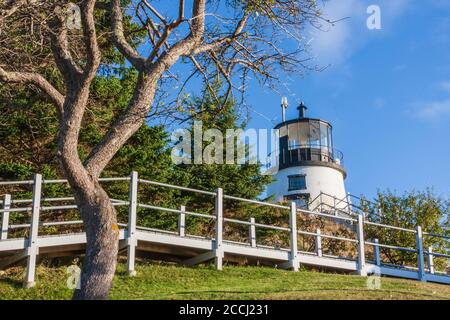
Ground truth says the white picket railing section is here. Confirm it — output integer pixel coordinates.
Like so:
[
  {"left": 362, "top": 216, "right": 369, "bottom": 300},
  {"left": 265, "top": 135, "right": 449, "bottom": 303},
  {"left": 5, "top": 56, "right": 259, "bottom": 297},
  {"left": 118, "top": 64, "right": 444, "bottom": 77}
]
[{"left": 0, "top": 172, "right": 449, "bottom": 288}]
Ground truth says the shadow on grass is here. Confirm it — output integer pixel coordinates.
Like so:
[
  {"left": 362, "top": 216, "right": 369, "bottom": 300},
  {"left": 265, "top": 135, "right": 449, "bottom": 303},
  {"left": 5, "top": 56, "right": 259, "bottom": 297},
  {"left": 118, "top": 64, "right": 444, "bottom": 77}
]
[
  {"left": 0, "top": 276, "right": 24, "bottom": 289},
  {"left": 161, "top": 288, "right": 447, "bottom": 300}
]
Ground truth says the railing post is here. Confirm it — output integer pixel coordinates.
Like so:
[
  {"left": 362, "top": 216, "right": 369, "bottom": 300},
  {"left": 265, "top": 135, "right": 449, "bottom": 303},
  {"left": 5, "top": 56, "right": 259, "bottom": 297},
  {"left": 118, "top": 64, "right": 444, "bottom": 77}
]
[
  {"left": 374, "top": 238, "right": 381, "bottom": 266},
  {"left": 1, "top": 194, "right": 11, "bottom": 240},
  {"left": 346, "top": 192, "right": 352, "bottom": 215},
  {"left": 315, "top": 228, "right": 322, "bottom": 257},
  {"left": 333, "top": 196, "right": 337, "bottom": 216},
  {"left": 249, "top": 217, "right": 256, "bottom": 247},
  {"left": 319, "top": 193, "right": 323, "bottom": 212},
  {"left": 215, "top": 188, "right": 223, "bottom": 270},
  {"left": 25, "top": 173, "right": 42, "bottom": 288},
  {"left": 416, "top": 226, "right": 425, "bottom": 281},
  {"left": 178, "top": 205, "right": 186, "bottom": 237},
  {"left": 427, "top": 247, "right": 434, "bottom": 275},
  {"left": 356, "top": 213, "right": 367, "bottom": 276},
  {"left": 289, "top": 201, "right": 299, "bottom": 271},
  {"left": 126, "top": 171, "right": 138, "bottom": 277}
]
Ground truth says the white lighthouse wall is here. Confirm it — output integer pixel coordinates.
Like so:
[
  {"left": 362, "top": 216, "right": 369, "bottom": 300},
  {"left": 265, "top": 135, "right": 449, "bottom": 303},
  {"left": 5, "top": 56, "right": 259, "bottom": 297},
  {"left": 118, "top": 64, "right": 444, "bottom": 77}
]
[{"left": 266, "top": 166, "right": 347, "bottom": 210}]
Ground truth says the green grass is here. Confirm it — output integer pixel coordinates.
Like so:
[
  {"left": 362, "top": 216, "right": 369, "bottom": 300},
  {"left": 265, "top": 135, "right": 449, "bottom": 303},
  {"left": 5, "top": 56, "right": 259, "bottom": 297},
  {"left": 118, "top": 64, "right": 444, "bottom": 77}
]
[{"left": 0, "top": 261, "right": 449, "bottom": 300}]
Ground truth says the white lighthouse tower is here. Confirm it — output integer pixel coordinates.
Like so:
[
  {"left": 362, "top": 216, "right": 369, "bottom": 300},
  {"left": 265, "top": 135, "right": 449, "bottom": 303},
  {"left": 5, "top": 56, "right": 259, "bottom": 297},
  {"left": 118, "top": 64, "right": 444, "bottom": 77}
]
[{"left": 266, "top": 99, "right": 347, "bottom": 211}]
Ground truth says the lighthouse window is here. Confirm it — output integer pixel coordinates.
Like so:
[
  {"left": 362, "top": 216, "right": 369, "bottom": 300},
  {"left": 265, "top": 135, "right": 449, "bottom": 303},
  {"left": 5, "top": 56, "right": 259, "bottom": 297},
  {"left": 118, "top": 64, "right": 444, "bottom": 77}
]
[
  {"left": 298, "top": 122, "right": 309, "bottom": 145},
  {"left": 288, "top": 139, "right": 298, "bottom": 150},
  {"left": 288, "top": 175, "right": 307, "bottom": 191},
  {"left": 309, "top": 120, "right": 321, "bottom": 148},
  {"left": 320, "top": 122, "right": 329, "bottom": 148}
]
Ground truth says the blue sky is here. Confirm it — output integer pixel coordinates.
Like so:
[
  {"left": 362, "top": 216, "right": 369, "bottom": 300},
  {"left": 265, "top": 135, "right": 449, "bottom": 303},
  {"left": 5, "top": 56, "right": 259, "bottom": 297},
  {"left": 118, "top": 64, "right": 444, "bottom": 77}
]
[
  {"left": 239, "top": 0, "right": 450, "bottom": 200},
  {"left": 142, "top": 0, "right": 450, "bottom": 200}
]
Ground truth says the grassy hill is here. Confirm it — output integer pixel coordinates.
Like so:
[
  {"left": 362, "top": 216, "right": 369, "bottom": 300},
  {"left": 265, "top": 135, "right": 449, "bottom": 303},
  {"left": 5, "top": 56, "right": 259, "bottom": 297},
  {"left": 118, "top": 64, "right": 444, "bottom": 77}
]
[{"left": 0, "top": 261, "right": 449, "bottom": 300}]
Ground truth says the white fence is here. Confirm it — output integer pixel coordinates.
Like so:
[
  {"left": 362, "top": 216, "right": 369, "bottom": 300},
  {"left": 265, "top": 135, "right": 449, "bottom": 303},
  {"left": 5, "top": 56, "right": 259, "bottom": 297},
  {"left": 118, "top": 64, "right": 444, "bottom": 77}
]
[{"left": 0, "top": 172, "right": 449, "bottom": 288}]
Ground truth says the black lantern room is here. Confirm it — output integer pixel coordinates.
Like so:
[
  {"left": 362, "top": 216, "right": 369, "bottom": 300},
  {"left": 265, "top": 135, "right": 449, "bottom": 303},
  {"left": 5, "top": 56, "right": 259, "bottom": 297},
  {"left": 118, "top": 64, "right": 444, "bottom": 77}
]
[{"left": 274, "top": 102, "right": 345, "bottom": 176}]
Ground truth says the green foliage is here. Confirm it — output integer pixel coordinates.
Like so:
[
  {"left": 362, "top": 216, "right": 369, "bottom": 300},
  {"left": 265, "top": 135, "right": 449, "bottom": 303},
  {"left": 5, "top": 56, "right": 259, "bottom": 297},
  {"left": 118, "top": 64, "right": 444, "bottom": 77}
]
[
  {"left": 0, "top": 162, "right": 34, "bottom": 180},
  {"left": 1, "top": 73, "right": 275, "bottom": 235},
  {"left": 363, "top": 189, "right": 449, "bottom": 269},
  {"left": 180, "top": 84, "right": 272, "bottom": 201},
  {"left": 1, "top": 262, "right": 449, "bottom": 300}
]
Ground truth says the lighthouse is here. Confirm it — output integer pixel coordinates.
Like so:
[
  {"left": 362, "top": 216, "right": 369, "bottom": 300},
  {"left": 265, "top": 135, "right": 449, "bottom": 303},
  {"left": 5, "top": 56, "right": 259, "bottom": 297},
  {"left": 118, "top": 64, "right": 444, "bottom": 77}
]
[{"left": 266, "top": 99, "right": 347, "bottom": 211}]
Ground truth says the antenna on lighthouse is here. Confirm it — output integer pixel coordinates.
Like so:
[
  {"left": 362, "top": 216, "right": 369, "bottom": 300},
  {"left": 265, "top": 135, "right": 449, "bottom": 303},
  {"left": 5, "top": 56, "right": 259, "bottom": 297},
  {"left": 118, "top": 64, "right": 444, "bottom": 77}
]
[{"left": 281, "top": 96, "right": 288, "bottom": 122}]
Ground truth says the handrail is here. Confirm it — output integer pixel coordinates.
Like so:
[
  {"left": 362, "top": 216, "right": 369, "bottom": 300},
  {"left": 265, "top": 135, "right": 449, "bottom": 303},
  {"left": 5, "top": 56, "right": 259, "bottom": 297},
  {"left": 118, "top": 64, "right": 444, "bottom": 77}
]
[
  {"left": 223, "top": 194, "right": 290, "bottom": 210},
  {"left": 5, "top": 197, "right": 75, "bottom": 204},
  {"left": 267, "top": 144, "right": 344, "bottom": 161},
  {"left": 0, "top": 177, "right": 130, "bottom": 186},
  {"left": 427, "top": 252, "right": 450, "bottom": 259},
  {"left": 0, "top": 181, "right": 439, "bottom": 237},
  {"left": 297, "top": 207, "right": 357, "bottom": 222},
  {"left": 138, "top": 179, "right": 216, "bottom": 196},
  {"left": 297, "top": 229, "right": 358, "bottom": 243},
  {"left": 308, "top": 191, "right": 387, "bottom": 226},
  {"left": 364, "top": 221, "right": 417, "bottom": 233},
  {"left": 316, "top": 233, "right": 358, "bottom": 243},
  {"left": 308, "top": 193, "right": 322, "bottom": 207},
  {"left": 223, "top": 217, "right": 290, "bottom": 232},
  {"left": 423, "top": 232, "right": 450, "bottom": 240},
  {"left": 0, "top": 180, "right": 34, "bottom": 186},
  {"left": 1, "top": 174, "right": 449, "bottom": 284},
  {"left": 138, "top": 203, "right": 215, "bottom": 220},
  {"left": 314, "top": 202, "right": 356, "bottom": 217},
  {"left": 365, "top": 241, "right": 417, "bottom": 253},
  {"left": 312, "top": 192, "right": 448, "bottom": 241},
  {"left": 9, "top": 220, "right": 84, "bottom": 229}
]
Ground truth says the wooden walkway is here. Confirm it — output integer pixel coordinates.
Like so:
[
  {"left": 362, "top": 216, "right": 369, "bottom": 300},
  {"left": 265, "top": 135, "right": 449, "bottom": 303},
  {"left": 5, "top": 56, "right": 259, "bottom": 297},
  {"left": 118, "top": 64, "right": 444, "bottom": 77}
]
[{"left": 1, "top": 172, "right": 449, "bottom": 288}]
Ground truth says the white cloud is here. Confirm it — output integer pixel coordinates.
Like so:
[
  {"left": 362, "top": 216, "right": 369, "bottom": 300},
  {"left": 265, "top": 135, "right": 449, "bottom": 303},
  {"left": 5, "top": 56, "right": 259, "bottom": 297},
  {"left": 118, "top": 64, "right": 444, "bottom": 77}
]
[
  {"left": 429, "top": 0, "right": 450, "bottom": 8},
  {"left": 412, "top": 99, "right": 450, "bottom": 120},
  {"left": 307, "top": 0, "right": 365, "bottom": 65},
  {"left": 410, "top": 81, "right": 450, "bottom": 120},
  {"left": 308, "top": 0, "right": 411, "bottom": 66},
  {"left": 383, "top": 0, "right": 411, "bottom": 16},
  {"left": 439, "top": 81, "right": 450, "bottom": 93},
  {"left": 373, "top": 97, "right": 386, "bottom": 109},
  {"left": 393, "top": 64, "right": 407, "bottom": 72}
]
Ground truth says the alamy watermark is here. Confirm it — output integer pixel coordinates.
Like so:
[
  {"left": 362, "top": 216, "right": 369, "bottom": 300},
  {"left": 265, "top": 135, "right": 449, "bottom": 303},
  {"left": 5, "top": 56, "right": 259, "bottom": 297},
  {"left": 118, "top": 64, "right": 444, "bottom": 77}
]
[
  {"left": 367, "top": 4, "right": 382, "bottom": 30},
  {"left": 61, "top": 3, "right": 383, "bottom": 34},
  {"left": 66, "top": 263, "right": 81, "bottom": 290},
  {"left": 54, "top": 3, "right": 81, "bottom": 30},
  {"left": 367, "top": 267, "right": 382, "bottom": 290},
  {"left": 171, "top": 121, "right": 280, "bottom": 175}
]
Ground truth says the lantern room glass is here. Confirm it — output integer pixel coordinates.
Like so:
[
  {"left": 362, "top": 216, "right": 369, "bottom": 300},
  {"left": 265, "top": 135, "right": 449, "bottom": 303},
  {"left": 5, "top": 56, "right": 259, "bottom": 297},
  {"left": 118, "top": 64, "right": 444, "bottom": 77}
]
[{"left": 285, "top": 120, "right": 332, "bottom": 151}]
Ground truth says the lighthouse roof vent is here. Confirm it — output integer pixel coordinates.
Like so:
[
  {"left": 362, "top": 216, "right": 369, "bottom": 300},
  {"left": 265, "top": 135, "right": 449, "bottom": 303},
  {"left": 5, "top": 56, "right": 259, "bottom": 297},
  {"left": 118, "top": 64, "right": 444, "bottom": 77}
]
[{"left": 297, "top": 101, "right": 307, "bottom": 118}]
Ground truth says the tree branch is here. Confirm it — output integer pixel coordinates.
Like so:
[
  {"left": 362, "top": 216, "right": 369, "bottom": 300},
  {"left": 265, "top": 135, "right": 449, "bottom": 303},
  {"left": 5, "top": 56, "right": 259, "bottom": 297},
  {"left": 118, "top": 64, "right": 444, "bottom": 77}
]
[
  {"left": 84, "top": 0, "right": 207, "bottom": 178},
  {"left": 190, "top": 0, "right": 206, "bottom": 40},
  {"left": 51, "top": 6, "right": 83, "bottom": 84},
  {"left": 111, "top": 0, "right": 146, "bottom": 70},
  {"left": 147, "top": 0, "right": 187, "bottom": 62},
  {"left": 0, "top": 0, "right": 26, "bottom": 25},
  {"left": 178, "top": 0, "right": 185, "bottom": 22},
  {"left": 0, "top": 66, "right": 64, "bottom": 117},
  {"left": 56, "top": 0, "right": 102, "bottom": 193},
  {"left": 140, "top": 0, "right": 168, "bottom": 26},
  {"left": 191, "top": 12, "right": 248, "bottom": 55},
  {"left": 80, "top": 0, "right": 102, "bottom": 83}
]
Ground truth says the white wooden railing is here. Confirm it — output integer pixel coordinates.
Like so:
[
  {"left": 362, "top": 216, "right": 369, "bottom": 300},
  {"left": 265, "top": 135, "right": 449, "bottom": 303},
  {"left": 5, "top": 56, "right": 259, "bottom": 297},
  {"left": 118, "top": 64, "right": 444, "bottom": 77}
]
[{"left": 0, "top": 172, "right": 449, "bottom": 288}]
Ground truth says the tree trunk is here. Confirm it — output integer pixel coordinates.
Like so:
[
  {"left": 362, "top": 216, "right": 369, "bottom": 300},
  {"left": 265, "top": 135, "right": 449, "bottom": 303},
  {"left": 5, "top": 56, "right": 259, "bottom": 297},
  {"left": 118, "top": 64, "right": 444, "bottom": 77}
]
[{"left": 71, "top": 182, "right": 119, "bottom": 300}]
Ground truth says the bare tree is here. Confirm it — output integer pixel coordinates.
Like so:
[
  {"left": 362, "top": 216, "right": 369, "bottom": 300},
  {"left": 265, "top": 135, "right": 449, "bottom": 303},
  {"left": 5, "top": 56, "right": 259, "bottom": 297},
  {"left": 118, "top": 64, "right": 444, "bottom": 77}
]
[{"left": 0, "top": 0, "right": 326, "bottom": 299}]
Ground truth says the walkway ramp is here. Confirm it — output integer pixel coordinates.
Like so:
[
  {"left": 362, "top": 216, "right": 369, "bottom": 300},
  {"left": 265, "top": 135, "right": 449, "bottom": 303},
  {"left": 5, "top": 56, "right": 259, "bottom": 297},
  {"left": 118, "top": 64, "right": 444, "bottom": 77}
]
[{"left": 1, "top": 173, "right": 449, "bottom": 288}]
